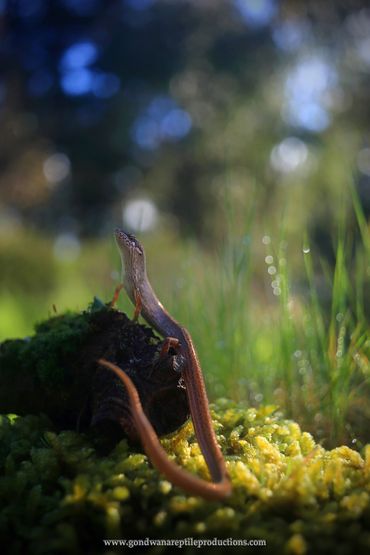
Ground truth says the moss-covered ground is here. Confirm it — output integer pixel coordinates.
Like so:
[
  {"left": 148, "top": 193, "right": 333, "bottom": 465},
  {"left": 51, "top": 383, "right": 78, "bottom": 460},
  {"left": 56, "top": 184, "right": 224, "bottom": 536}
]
[
  {"left": 1, "top": 302, "right": 369, "bottom": 553},
  {"left": 1, "top": 401, "right": 370, "bottom": 554}
]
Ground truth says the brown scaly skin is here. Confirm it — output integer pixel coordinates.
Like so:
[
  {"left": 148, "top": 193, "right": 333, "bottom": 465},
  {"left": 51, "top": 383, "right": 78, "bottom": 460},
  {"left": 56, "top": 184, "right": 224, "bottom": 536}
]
[{"left": 99, "top": 229, "right": 231, "bottom": 500}]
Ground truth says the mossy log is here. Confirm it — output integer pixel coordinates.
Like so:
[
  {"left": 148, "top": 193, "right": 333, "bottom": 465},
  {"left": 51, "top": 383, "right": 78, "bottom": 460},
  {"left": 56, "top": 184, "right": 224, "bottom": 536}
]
[{"left": 0, "top": 299, "right": 189, "bottom": 440}]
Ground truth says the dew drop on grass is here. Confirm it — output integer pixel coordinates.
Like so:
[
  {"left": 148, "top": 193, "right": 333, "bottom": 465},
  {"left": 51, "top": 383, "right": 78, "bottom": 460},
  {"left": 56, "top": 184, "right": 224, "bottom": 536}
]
[
  {"left": 268, "top": 265, "right": 277, "bottom": 275},
  {"left": 265, "top": 255, "right": 274, "bottom": 264},
  {"left": 262, "top": 235, "right": 271, "bottom": 245},
  {"left": 303, "top": 247, "right": 310, "bottom": 254}
]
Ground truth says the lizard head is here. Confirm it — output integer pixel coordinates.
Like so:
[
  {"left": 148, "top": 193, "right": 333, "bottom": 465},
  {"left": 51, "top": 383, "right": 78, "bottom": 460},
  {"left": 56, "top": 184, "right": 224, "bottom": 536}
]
[
  {"left": 115, "top": 228, "right": 143, "bottom": 255},
  {"left": 114, "top": 228, "right": 146, "bottom": 279}
]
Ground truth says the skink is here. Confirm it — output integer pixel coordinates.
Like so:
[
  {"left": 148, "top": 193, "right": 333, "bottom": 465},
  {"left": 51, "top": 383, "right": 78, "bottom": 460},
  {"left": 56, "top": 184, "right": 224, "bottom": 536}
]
[{"left": 99, "top": 228, "right": 231, "bottom": 501}]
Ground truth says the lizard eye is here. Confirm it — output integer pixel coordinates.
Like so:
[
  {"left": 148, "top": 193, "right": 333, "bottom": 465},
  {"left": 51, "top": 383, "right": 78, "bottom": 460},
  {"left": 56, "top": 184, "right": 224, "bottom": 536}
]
[
  {"left": 126, "top": 234, "right": 143, "bottom": 255},
  {"left": 115, "top": 228, "right": 143, "bottom": 254}
]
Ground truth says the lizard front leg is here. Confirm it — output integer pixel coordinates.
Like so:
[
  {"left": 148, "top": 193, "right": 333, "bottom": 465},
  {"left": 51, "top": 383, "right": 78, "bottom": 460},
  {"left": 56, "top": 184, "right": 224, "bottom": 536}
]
[{"left": 133, "top": 289, "right": 142, "bottom": 322}]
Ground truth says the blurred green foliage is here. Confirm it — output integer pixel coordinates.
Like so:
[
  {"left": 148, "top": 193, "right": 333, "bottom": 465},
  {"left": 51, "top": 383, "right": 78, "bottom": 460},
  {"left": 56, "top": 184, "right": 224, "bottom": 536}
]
[{"left": 0, "top": 233, "right": 56, "bottom": 295}]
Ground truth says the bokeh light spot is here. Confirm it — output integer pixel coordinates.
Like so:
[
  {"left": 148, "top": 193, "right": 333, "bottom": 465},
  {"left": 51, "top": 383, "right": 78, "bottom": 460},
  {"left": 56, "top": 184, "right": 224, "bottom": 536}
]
[
  {"left": 132, "top": 117, "right": 160, "bottom": 150},
  {"left": 60, "top": 41, "right": 99, "bottom": 71},
  {"left": 270, "top": 137, "right": 308, "bottom": 173},
  {"left": 131, "top": 95, "right": 192, "bottom": 150},
  {"left": 234, "top": 0, "right": 277, "bottom": 28},
  {"left": 60, "top": 68, "right": 94, "bottom": 96},
  {"left": 123, "top": 198, "right": 158, "bottom": 232},
  {"left": 272, "top": 19, "right": 309, "bottom": 52},
  {"left": 148, "top": 96, "right": 176, "bottom": 117},
  {"left": 160, "top": 109, "right": 192, "bottom": 140},
  {"left": 289, "top": 103, "right": 330, "bottom": 133},
  {"left": 43, "top": 153, "right": 71, "bottom": 184},
  {"left": 283, "top": 56, "right": 337, "bottom": 132}
]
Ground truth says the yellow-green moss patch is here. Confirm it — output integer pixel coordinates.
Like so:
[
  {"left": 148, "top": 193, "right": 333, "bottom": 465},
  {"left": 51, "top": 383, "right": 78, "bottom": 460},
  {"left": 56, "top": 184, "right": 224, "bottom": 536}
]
[{"left": 1, "top": 401, "right": 370, "bottom": 554}]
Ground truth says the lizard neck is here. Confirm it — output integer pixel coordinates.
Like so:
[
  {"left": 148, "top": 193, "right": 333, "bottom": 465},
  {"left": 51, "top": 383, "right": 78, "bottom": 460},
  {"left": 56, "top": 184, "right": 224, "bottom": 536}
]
[{"left": 137, "top": 279, "right": 186, "bottom": 341}]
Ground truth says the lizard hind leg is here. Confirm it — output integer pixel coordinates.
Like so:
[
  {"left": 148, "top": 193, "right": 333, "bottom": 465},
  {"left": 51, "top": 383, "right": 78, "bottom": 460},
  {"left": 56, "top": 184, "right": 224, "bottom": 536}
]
[
  {"left": 158, "top": 337, "right": 186, "bottom": 374},
  {"left": 159, "top": 337, "right": 180, "bottom": 358}
]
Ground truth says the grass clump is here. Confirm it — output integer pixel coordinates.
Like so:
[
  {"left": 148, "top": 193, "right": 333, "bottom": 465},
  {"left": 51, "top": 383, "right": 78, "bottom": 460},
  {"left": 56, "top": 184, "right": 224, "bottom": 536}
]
[
  {"left": 170, "top": 186, "right": 370, "bottom": 447},
  {"left": 1, "top": 401, "right": 370, "bottom": 554}
]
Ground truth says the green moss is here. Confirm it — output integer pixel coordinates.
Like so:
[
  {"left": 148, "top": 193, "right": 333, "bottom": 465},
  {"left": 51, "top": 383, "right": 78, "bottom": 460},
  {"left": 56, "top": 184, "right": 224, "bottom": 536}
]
[
  {"left": 1, "top": 401, "right": 370, "bottom": 554},
  {"left": 1, "top": 311, "right": 91, "bottom": 386},
  {"left": 0, "top": 299, "right": 120, "bottom": 423}
]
